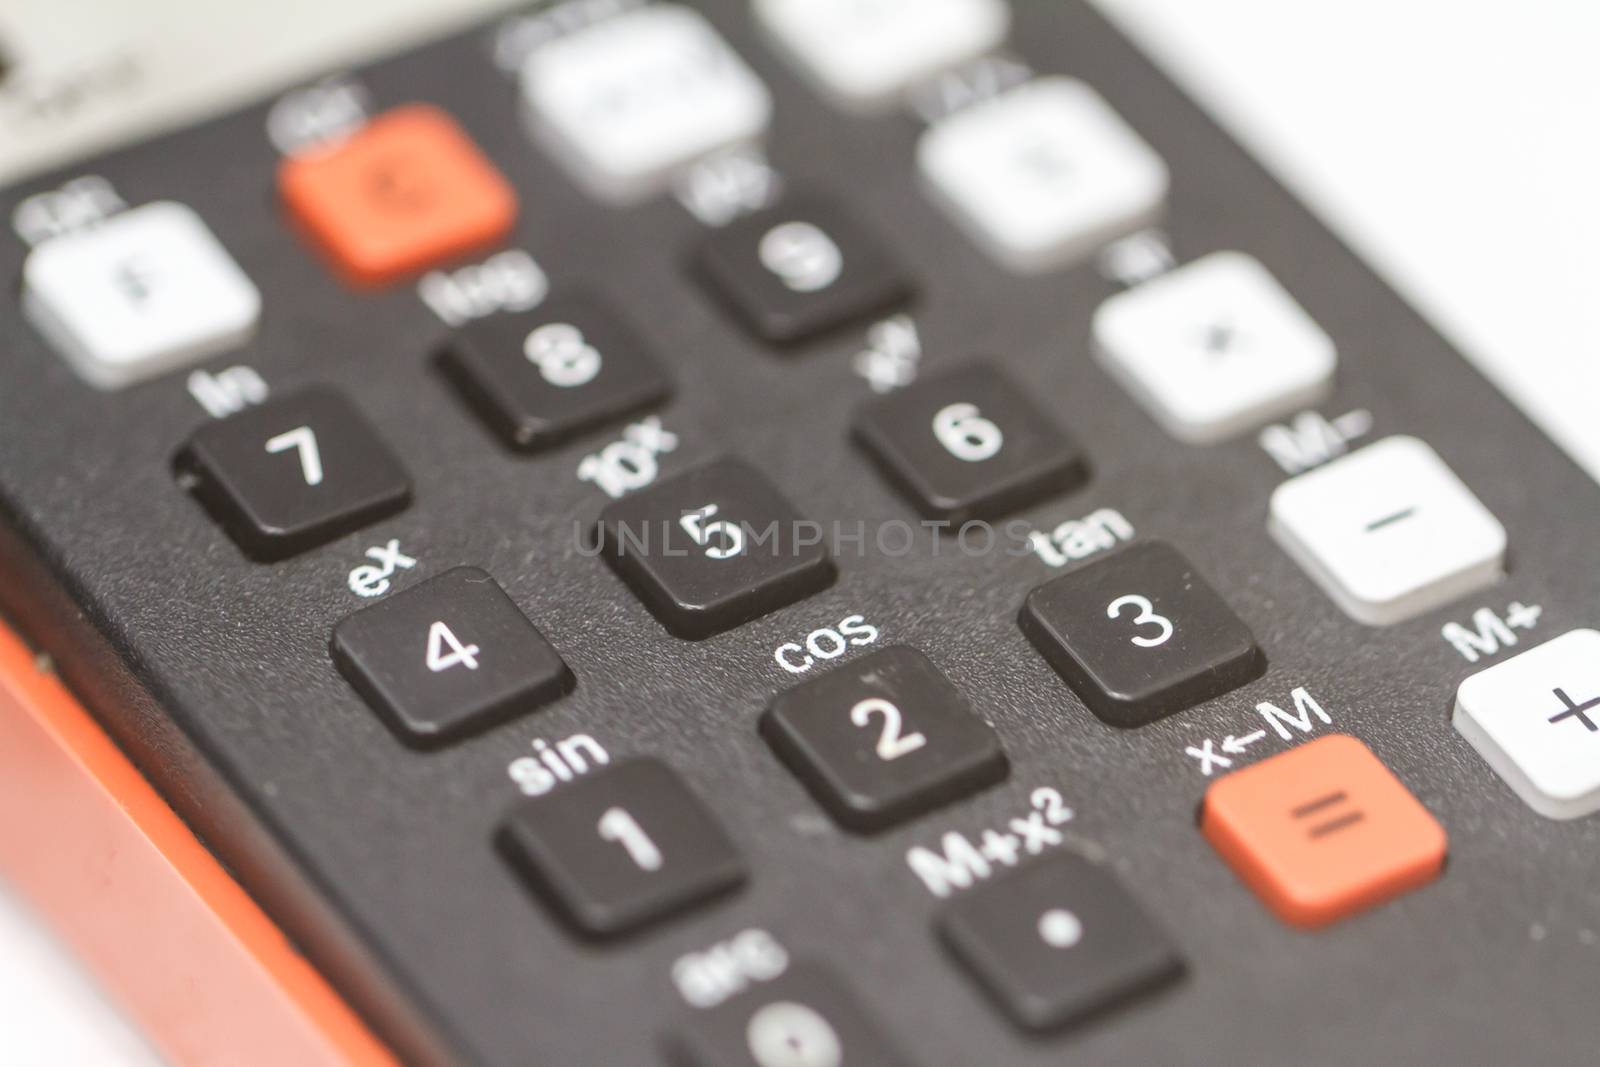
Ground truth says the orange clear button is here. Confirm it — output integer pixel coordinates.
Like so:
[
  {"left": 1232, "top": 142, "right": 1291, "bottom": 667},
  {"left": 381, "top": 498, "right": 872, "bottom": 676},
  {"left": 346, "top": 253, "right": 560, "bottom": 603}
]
[
  {"left": 1201, "top": 734, "right": 1447, "bottom": 928},
  {"left": 278, "top": 104, "right": 517, "bottom": 287}
]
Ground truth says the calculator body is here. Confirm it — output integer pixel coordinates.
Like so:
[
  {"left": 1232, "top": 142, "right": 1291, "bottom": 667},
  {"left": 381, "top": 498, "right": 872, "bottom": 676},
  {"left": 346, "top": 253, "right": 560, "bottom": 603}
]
[{"left": 1, "top": 2, "right": 1598, "bottom": 1066}]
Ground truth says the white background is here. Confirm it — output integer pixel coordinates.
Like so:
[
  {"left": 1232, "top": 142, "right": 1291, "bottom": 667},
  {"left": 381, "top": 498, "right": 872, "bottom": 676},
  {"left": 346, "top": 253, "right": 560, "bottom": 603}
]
[{"left": 3, "top": 1, "right": 1599, "bottom": 1062}]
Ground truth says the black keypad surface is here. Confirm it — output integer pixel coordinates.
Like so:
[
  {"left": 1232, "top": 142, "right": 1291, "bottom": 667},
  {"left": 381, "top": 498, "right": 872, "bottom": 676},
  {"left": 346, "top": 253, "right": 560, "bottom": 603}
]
[
  {"left": 498, "top": 758, "right": 744, "bottom": 939},
  {"left": 853, "top": 362, "right": 1088, "bottom": 521},
  {"left": 666, "top": 961, "right": 909, "bottom": 1067},
  {"left": 694, "top": 194, "right": 912, "bottom": 343},
  {"left": 331, "top": 566, "right": 571, "bottom": 748},
  {"left": 762, "top": 646, "right": 1009, "bottom": 832},
  {"left": 597, "top": 456, "right": 835, "bottom": 639},
  {"left": 0, "top": 2, "right": 1591, "bottom": 1064},
  {"left": 439, "top": 291, "right": 671, "bottom": 450},
  {"left": 937, "top": 851, "right": 1185, "bottom": 1033},
  {"left": 1020, "top": 541, "right": 1263, "bottom": 727},
  {"left": 174, "top": 386, "right": 410, "bottom": 560}
]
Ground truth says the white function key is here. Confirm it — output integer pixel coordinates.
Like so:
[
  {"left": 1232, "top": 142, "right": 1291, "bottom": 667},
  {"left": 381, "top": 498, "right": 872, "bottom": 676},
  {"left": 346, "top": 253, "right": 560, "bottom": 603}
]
[
  {"left": 1093, "top": 252, "right": 1337, "bottom": 444},
  {"left": 753, "top": 0, "right": 1010, "bottom": 113},
  {"left": 1268, "top": 436, "right": 1506, "bottom": 626},
  {"left": 22, "top": 201, "right": 262, "bottom": 390},
  {"left": 520, "top": 4, "right": 772, "bottom": 203},
  {"left": 1454, "top": 629, "right": 1600, "bottom": 820},
  {"left": 916, "top": 76, "right": 1168, "bottom": 273}
]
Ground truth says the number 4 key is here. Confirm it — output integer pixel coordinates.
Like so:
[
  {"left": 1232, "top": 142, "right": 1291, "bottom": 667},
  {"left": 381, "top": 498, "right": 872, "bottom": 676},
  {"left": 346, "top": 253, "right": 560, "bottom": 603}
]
[{"left": 331, "top": 566, "right": 572, "bottom": 748}]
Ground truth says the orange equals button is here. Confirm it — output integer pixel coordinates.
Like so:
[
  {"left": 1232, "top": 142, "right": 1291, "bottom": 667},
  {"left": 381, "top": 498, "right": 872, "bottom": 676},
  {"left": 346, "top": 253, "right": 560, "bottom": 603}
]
[{"left": 1201, "top": 734, "right": 1446, "bottom": 928}]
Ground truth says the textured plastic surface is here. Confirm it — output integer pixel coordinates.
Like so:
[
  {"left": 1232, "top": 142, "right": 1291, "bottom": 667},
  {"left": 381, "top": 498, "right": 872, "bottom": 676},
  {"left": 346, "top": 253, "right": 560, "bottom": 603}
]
[{"left": 1, "top": 2, "right": 1598, "bottom": 1064}]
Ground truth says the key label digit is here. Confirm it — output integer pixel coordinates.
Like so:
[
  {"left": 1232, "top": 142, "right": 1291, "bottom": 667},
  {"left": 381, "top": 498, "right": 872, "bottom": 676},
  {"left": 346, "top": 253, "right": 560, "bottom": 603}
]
[
  {"left": 264, "top": 425, "right": 324, "bottom": 486},
  {"left": 425, "top": 620, "right": 481, "bottom": 672},
  {"left": 524, "top": 321, "right": 602, "bottom": 387},
  {"left": 1106, "top": 594, "right": 1174, "bottom": 648},
  {"left": 850, "top": 697, "right": 928, "bottom": 761},
  {"left": 598, "top": 807, "right": 664, "bottom": 872},
  {"left": 932, "top": 402, "right": 1003, "bottom": 462},
  {"left": 758, "top": 221, "right": 843, "bottom": 293},
  {"left": 680, "top": 503, "right": 746, "bottom": 560}
]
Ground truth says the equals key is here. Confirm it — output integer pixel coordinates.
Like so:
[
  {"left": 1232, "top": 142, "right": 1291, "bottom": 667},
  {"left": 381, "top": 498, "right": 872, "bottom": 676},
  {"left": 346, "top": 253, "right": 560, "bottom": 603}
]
[
  {"left": 1201, "top": 735, "right": 1447, "bottom": 927},
  {"left": 1290, "top": 789, "right": 1364, "bottom": 838}
]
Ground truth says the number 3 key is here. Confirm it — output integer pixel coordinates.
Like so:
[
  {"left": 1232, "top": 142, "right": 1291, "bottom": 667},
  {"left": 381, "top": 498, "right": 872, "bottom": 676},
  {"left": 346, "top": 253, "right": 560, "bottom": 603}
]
[{"left": 1019, "top": 541, "right": 1264, "bottom": 727}]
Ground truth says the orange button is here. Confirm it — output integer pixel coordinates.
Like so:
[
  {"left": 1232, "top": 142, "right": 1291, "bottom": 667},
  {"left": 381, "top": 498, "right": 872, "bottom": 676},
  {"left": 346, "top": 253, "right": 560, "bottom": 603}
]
[
  {"left": 278, "top": 104, "right": 517, "bottom": 287},
  {"left": 1201, "top": 734, "right": 1446, "bottom": 928}
]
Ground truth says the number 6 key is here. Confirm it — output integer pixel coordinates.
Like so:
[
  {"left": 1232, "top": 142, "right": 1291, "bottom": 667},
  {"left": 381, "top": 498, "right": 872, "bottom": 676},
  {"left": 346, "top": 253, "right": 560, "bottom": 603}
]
[
  {"left": 853, "top": 361, "right": 1087, "bottom": 521},
  {"left": 1019, "top": 540, "right": 1264, "bottom": 727}
]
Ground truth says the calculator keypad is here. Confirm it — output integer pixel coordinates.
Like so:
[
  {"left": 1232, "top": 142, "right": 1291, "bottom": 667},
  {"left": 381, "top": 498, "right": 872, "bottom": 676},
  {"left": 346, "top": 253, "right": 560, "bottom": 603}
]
[
  {"left": 853, "top": 362, "right": 1087, "bottom": 521},
  {"left": 0, "top": 1, "right": 1574, "bottom": 1061},
  {"left": 439, "top": 291, "right": 672, "bottom": 451},
  {"left": 331, "top": 567, "right": 571, "bottom": 748},
  {"left": 597, "top": 457, "right": 835, "bottom": 639},
  {"left": 937, "top": 851, "right": 1185, "bottom": 1033},
  {"left": 762, "top": 646, "right": 1009, "bottom": 833},
  {"left": 666, "top": 960, "right": 909, "bottom": 1067},
  {"left": 277, "top": 104, "right": 518, "bottom": 287},
  {"left": 694, "top": 195, "right": 912, "bottom": 344},
  {"left": 498, "top": 758, "right": 744, "bottom": 939},
  {"left": 917, "top": 77, "right": 1168, "bottom": 272},
  {"left": 1019, "top": 541, "right": 1263, "bottom": 727},
  {"left": 521, "top": 4, "right": 772, "bottom": 203},
  {"left": 22, "top": 200, "right": 261, "bottom": 389},
  {"left": 175, "top": 387, "right": 411, "bottom": 561}
]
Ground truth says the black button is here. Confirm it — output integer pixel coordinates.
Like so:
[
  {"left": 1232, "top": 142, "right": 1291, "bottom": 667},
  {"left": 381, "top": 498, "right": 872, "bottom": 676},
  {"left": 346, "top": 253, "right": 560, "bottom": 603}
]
[
  {"left": 175, "top": 386, "right": 410, "bottom": 561},
  {"left": 596, "top": 457, "right": 835, "bottom": 639},
  {"left": 1019, "top": 540, "right": 1263, "bottom": 728},
  {"left": 853, "top": 362, "right": 1087, "bottom": 521},
  {"left": 330, "top": 566, "right": 572, "bottom": 748},
  {"left": 666, "top": 960, "right": 909, "bottom": 1067},
  {"left": 498, "top": 758, "right": 744, "bottom": 939},
  {"left": 936, "top": 851, "right": 1185, "bottom": 1033},
  {"left": 694, "top": 195, "right": 912, "bottom": 344},
  {"left": 438, "top": 291, "right": 672, "bottom": 450},
  {"left": 762, "top": 646, "right": 1009, "bottom": 833}
]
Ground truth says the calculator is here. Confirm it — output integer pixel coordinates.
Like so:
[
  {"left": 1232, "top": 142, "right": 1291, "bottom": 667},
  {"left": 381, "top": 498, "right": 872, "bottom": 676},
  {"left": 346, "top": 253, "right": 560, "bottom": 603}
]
[{"left": 2, "top": 1, "right": 1598, "bottom": 1065}]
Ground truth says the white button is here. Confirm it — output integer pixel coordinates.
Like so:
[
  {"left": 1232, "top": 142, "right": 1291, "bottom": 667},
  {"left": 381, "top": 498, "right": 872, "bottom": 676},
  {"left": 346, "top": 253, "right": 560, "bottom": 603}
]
[
  {"left": 1093, "top": 252, "right": 1336, "bottom": 444},
  {"left": 916, "top": 76, "right": 1168, "bottom": 273},
  {"left": 520, "top": 5, "right": 772, "bottom": 203},
  {"left": 1268, "top": 436, "right": 1506, "bottom": 625},
  {"left": 1454, "top": 629, "right": 1600, "bottom": 820},
  {"left": 22, "top": 201, "right": 261, "bottom": 390},
  {"left": 745, "top": 1001, "right": 842, "bottom": 1067},
  {"left": 753, "top": 0, "right": 1010, "bottom": 113}
]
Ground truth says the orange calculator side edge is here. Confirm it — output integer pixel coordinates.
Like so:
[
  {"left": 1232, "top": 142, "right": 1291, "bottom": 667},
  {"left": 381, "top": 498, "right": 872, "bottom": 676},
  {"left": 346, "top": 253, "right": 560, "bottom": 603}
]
[{"left": 0, "top": 618, "right": 396, "bottom": 1067}]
